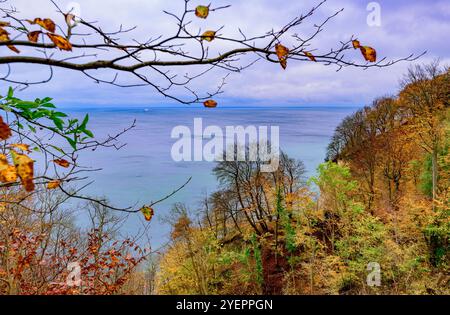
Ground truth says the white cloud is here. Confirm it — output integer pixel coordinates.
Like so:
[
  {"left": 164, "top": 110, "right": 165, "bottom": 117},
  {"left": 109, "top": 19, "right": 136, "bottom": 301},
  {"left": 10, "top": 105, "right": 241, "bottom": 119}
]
[{"left": 3, "top": 0, "right": 449, "bottom": 106}]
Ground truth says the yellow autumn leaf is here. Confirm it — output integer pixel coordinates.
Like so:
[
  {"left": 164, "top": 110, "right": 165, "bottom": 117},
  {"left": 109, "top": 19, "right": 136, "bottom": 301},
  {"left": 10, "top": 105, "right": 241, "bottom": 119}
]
[
  {"left": 0, "top": 154, "right": 10, "bottom": 178},
  {"left": 12, "top": 152, "right": 35, "bottom": 192},
  {"left": 0, "top": 27, "right": 8, "bottom": 39},
  {"left": 0, "top": 165, "right": 17, "bottom": 183},
  {"left": 47, "top": 179, "right": 61, "bottom": 189},
  {"left": 195, "top": 5, "right": 210, "bottom": 19},
  {"left": 360, "top": 46, "right": 377, "bottom": 62},
  {"left": 27, "top": 18, "right": 56, "bottom": 33},
  {"left": 275, "top": 43, "right": 289, "bottom": 70},
  {"left": 304, "top": 51, "right": 317, "bottom": 62},
  {"left": 0, "top": 154, "right": 7, "bottom": 169},
  {"left": 0, "top": 27, "right": 19, "bottom": 53},
  {"left": 201, "top": 30, "right": 216, "bottom": 42},
  {"left": 10, "top": 143, "right": 30, "bottom": 153},
  {"left": 140, "top": 206, "right": 154, "bottom": 222},
  {"left": 47, "top": 33, "right": 72, "bottom": 51},
  {"left": 203, "top": 100, "right": 218, "bottom": 108}
]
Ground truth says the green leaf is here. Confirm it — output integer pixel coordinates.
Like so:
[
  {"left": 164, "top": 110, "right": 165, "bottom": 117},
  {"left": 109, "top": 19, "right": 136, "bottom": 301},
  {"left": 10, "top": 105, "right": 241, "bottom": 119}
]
[
  {"left": 67, "top": 137, "right": 77, "bottom": 150},
  {"left": 52, "top": 117, "right": 64, "bottom": 131},
  {"left": 49, "top": 145, "right": 65, "bottom": 154},
  {"left": 14, "top": 101, "right": 39, "bottom": 110},
  {"left": 80, "top": 114, "right": 89, "bottom": 130},
  {"left": 28, "top": 125, "right": 37, "bottom": 133},
  {"left": 52, "top": 111, "right": 68, "bottom": 118},
  {"left": 7, "top": 87, "right": 14, "bottom": 99},
  {"left": 83, "top": 129, "right": 94, "bottom": 138}
]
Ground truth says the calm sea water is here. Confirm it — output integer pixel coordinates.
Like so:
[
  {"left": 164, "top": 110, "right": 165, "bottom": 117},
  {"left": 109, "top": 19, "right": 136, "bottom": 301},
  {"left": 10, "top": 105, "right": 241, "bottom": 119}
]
[{"left": 59, "top": 106, "right": 357, "bottom": 248}]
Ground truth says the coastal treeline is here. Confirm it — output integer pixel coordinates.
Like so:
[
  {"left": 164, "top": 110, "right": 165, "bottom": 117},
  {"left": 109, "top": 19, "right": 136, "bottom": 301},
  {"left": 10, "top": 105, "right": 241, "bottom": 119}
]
[{"left": 155, "top": 62, "right": 449, "bottom": 295}]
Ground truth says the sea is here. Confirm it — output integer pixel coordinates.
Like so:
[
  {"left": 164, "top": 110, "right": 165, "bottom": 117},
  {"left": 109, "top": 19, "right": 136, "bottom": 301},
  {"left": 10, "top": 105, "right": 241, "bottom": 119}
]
[{"left": 55, "top": 105, "right": 358, "bottom": 249}]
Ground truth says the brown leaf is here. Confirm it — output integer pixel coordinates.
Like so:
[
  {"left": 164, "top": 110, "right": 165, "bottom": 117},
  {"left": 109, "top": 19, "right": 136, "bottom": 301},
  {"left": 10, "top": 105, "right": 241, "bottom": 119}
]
[
  {"left": 195, "top": 5, "right": 210, "bottom": 19},
  {"left": 352, "top": 39, "right": 361, "bottom": 49},
  {"left": 7, "top": 45, "right": 20, "bottom": 54},
  {"left": 27, "top": 31, "right": 42, "bottom": 43},
  {"left": 275, "top": 43, "right": 289, "bottom": 70},
  {"left": 203, "top": 100, "right": 218, "bottom": 108},
  {"left": 304, "top": 51, "right": 317, "bottom": 62},
  {"left": 53, "top": 159, "right": 70, "bottom": 168},
  {"left": 0, "top": 116, "right": 12, "bottom": 140},
  {"left": 201, "top": 30, "right": 216, "bottom": 42},
  {"left": 47, "top": 33, "right": 72, "bottom": 51},
  {"left": 360, "top": 46, "right": 377, "bottom": 62},
  {"left": 140, "top": 206, "right": 154, "bottom": 222},
  {"left": 27, "top": 18, "right": 56, "bottom": 33},
  {"left": 47, "top": 179, "right": 61, "bottom": 190},
  {"left": 65, "top": 13, "right": 76, "bottom": 27},
  {"left": 0, "top": 21, "right": 10, "bottom": 27}
]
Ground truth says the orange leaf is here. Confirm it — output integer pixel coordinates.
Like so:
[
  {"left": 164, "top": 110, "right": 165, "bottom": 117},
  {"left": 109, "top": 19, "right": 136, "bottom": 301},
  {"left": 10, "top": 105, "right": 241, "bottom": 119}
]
[
  {"left": 0, "top": 21, "right": 10, "bottom": 27},
  {"left": 54, "top": 159, "right": 70, "bottom": 168},
  {"left": 275, "top": 43, "right": 289, "bottom": 70},
  {"left": 27, "top": 18, "right": 56, "bottom": 33},
  {"left": 360, "top": 46, "right": 377, "bottom": 62},
  {"left": 201, "top": 30, "right": 216, "bottom": 42},
  {"left": 203, "top": 100, "right": 218, "bottom": 108},
  {"left": 140, "top": 206, "right": 154, "bottom": 222},
  {"left": 0, "top": 116, "right": 12, "bottom": 140},
  {"left": 195, "top": 5, "right": 210, "bottom": 19},
  {"left": 27, "top": 31, "right": 42, "bottom": 43},
  {"left": 47, "top": 179, "right": 61, "bottom": 189},
  {"left": 304, "top": 51, "right": 317, "bottom": 62},
  {"left": 47, "top": 33, "right": 72, "bottom": 51},
  {"left": 352, "top": 39, "right": 361, "bottom": 49}
]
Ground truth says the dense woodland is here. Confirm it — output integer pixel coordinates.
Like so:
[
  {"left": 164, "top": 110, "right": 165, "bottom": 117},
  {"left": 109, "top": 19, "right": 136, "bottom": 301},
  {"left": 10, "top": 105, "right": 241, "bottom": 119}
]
[{"left": 0, "top": 62, "right": 448, "bottom": 295}]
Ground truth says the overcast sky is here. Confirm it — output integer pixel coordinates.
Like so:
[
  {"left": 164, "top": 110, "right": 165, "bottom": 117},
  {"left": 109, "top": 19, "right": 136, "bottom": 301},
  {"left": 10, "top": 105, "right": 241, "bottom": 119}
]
[{"left": 4, "top": 0, "right": 450, "bottom": 107}]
